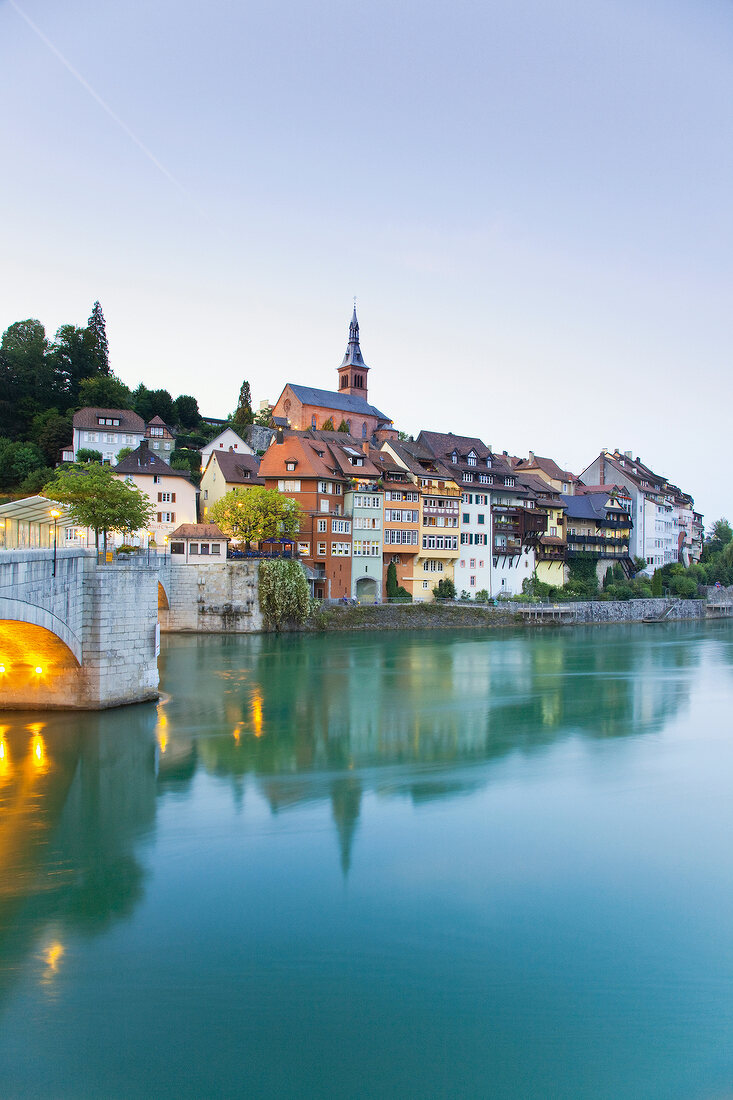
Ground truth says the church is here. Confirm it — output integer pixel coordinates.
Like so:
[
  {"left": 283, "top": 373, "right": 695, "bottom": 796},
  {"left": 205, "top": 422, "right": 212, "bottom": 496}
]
[{"left": 270, "top": 308, "right": 397, "bottom": 442}]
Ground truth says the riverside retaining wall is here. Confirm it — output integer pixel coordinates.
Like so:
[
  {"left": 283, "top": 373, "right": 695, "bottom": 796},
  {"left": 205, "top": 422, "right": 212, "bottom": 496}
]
[{"left": 159, "top": 560, "right": 263, "bottom": 633}]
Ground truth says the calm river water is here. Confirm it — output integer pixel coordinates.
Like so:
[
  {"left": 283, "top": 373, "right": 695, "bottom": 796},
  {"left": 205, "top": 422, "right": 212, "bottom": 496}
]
[{"left": 1, "top": 622, "right": 733, "bottom": 1098}]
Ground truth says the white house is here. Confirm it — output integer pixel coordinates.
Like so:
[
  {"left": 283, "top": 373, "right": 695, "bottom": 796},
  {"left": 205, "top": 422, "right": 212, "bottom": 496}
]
[
  {"left": 169, "top": 523, "right": 229, "bottom": 564},
  {"left": 200, "top": 428, "right": 253, "bottom": 471},
  {"left": 114, "top": 442, "right": 197, "bottom": 545},
  {"left": 71, "top": 407, "right": 146, "bottom": 464}
]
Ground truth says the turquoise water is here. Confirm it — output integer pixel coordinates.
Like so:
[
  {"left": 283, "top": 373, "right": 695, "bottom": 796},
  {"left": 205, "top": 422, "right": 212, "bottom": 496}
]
[{"left": 1, "top": 622, "right": 733, "bottom": 1097}]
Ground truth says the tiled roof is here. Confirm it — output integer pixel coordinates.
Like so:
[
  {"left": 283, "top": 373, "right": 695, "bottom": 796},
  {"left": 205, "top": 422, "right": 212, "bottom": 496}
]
[
  {"left": 516, "top": 454, "right": 577, "bottom": 482},
  {"left": 286, "top": 384, "right": 390, "bottom": 422},
  {"left": 170, "top": 523, "right": 228, "bottom": 539},
  {"left": 259, "top": 435, "right": 341, "bottom": 481},
  {"left": 73, "top": 407, "right": 145, "bottom": 432},
  {"left": 113, "top": 443, "right": 193, "bottom": 480},
  {"left": 209, "top": 450, "right": 264, "bottom": 485},
  {"left": 418, "top": 430, "right": 492, "bottom": 459}
]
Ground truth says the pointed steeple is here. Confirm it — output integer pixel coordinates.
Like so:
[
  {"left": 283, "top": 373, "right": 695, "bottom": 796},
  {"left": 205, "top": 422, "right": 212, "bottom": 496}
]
[{"left": 337, "top": 304, "right": 369, "bottom": 397}]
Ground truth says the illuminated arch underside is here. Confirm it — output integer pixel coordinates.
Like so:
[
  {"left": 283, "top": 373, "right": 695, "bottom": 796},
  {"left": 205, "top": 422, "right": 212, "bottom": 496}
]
[{"left": 0, "top": 619, "right": 81, "bottom": 673}]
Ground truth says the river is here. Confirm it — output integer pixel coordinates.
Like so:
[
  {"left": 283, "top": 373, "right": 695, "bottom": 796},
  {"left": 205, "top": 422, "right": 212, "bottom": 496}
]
[{"left": 1, "top": 621, "right": 733, "bottom": 1098}]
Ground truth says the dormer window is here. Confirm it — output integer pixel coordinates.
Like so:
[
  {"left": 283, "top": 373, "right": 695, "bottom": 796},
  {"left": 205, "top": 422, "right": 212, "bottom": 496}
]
[
  {"left": 486, "top": 457, "right": 492, "bottom": 468},
  {"left": 451, "top": 452, "right": 458, "bottom": 464},
  {"left": 467, "top": 453, "right": 477, "bottom": 466},
  {"left": 351, "top": 456, "right": 364, "bottom": 467},
  {"left": 286, "top": 461, "right": 297, "bottom": 471},
  {"left": 505, "top": 477, "right": 515, "bottom": 487}
]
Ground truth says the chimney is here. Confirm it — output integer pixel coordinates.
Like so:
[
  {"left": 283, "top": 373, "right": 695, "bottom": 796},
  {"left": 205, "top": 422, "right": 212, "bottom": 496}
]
[
  {"left": 528, "top": 450, "right": 535, "bottom": 463},
  {"left": 624, "top": 450, "right": 632, "bottom": 459},
  {"left": 362, "top": 440, "right": 370, "bottom": 455},
  {"left": 600, "top": 452, "right": 605, "bottom": 485},
  {"left": 276, "top": 427, "right": 284, "bottom": 444}
]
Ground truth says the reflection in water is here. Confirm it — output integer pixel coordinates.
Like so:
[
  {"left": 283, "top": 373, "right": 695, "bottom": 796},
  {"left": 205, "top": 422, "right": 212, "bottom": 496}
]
[{"left": 1, "top": 622, "right": 732, "bottom": 1097}]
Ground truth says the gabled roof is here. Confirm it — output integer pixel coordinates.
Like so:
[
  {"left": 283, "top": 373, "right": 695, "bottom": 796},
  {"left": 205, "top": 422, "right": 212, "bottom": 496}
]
[
  {"left": 285, "top": 383, "right": 390, "bottom": 422},
  {"left": 259, "top": 435, "right": 344, "bottom": 481},
  {"left": 208, "top": 450, "right": 264, "bottom": 485},
  {"left": 114, "top": 443, "right": 193, "bottom": 481},
  {"left": 576, "top": 483, "right": 630, "bottom": 497},
  {"left": 418, "top": 430, "right": 492, "bottom": 460},
  {"left": 515, "top": 454, "right": 577, "bottom": 482},
  {"left": 202, "top": 427, "right": 250, "bottom": 452},
  {"left": 171, "top": 523, "right": 228, "bottom": 540},
  {"left": 73, "top": 407, "right": 145, "bottom": 432}
]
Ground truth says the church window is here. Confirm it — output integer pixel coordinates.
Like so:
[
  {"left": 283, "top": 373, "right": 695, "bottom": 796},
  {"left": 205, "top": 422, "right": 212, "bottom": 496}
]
[
  {"left": 362, "top": 422, "right": 367, "bottom": 440},
  {"left": 311, "top": 415, "right": 316, "bottom": 428}
]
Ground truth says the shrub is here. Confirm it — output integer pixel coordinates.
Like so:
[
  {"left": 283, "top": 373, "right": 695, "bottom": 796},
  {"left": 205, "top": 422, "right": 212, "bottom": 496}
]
[
  {"left": 433, "top": 577, "right": 456, "bottom": 600},
  {"left": 258, "top": 559, "right": 309, "bottom": 630}
]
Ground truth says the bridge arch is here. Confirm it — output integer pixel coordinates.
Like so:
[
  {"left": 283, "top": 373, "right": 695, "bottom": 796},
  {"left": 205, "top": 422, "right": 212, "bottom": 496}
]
[
  {"left": 0, "top": 597, "right": 82, "bottom": 665},
  {"left": 157, "top": 581, "right": 170, "bottom": 611}
]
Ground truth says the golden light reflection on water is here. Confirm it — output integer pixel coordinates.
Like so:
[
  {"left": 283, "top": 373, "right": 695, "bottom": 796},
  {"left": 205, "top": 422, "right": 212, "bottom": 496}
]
[
  {"left": 40, "top": 940, "right": 66, "bottom": 987},
  {"left": 251, "top": 691, "right": 263, "bottom": 738},
  {"left": 27, "top": 724, "right": 48, "bottom": 774},
  {"left": 156, "top": 708, "right": 168, "bottom": 754}
]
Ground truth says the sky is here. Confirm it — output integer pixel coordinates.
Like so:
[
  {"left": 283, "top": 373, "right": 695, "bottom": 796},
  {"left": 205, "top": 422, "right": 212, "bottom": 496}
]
[{"left": 1, "top": 0, "right": 731, "bottom": 521}]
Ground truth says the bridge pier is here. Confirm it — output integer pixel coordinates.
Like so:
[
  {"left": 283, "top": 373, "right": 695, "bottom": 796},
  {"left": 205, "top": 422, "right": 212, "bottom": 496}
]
[{"left": 0, "top": 550, "right": 159, "bottom": 711}]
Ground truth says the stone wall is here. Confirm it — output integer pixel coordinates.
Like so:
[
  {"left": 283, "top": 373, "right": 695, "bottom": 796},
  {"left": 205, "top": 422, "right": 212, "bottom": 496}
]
[
  {"left": 159, "top": 560, "right": 263, "bottom": 633},
  {"left": 0, "top": 549, "right": 159, "bottom": 710},
  {"left": 306, "top": 597, "right": 711, "bottom": 632}
]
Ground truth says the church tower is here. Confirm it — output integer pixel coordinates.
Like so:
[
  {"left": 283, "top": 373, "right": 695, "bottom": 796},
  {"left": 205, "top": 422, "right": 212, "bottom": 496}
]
[{"left": 336, "top": 306, "right": 369, "bottom": 398}]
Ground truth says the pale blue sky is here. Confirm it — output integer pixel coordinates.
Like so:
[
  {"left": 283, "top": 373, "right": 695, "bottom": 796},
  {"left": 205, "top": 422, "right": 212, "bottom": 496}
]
[{"left": 1, "top": 0, "right": 731, "bottom": 519}]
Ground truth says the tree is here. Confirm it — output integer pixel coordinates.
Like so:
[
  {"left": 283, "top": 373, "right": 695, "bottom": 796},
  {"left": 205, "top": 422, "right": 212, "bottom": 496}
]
[
  {"left": 651, "top": 569, "right": 663, "bottom": 597},
  {"left": 0, "top": 439, "right": 46, "bottom": 490},
  {"left": 78, "top": 373, "right": 132, "bottom": 409},
  {"left": 253, "top": 406, "right": 273, "bottom": 427},
  {"left": 210, "top": 486, "right": 301, "bottom": 548},
  {"left": 433, "top": 577, "right": 456, "bottom": 600},
  {"left": 116, "top": 447, "right": 134, "bottom": 464},
  {"left": 386, "top": 561, "right": 398, "bottom": 598},
  {"left": 258, "top": 559, "right": 309, "bottom": 630},
  {"left": 322, "top": 417, "right": 334, "bottom": 431},
  {"left": 30, "top": 409, "right": 73, "bottom": 465},
  {"left": 76, "top": 448, "right": 103, "bottom": 463},
  {"left": 337, "top": 419, "right": 349, "bottom": 433},
  {"left": 174, "top": 394, "right": 200, "bottom": 430},
  {"left": 50, "top": 324, "right": 98, "bottom": 405},
  {"left": 0, "top": 319, "right": 58, "bottom": 437},
  {"left": 42, "top": 463, "right": 154, "bottom": 551},
  {"left": 87, "top": 301, "right": 110, "bottom": 374},
  {"left": 232, "top": 380, "right": 253, "bottom": 428}
]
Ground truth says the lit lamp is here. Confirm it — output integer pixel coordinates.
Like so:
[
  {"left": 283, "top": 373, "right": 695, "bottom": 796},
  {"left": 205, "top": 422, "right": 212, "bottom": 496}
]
[{"left": 49, "top": 509, "right": 61, "bottom": 577}]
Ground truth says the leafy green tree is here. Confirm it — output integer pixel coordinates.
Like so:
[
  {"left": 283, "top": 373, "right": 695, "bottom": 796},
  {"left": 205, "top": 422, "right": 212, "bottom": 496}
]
[
  {"left": 322, "top": 417, "right": 334, "bottom": 431},
  {"left": 651, "top": 569, "right": 663, "bottom": 597},
  {"left": 232, "top": 380, "right": 253, "bottom": 427},
  {"left": 258, "top": 559, "right": 309, "bottom": 630},
  {"left": 31, "top": 409, "right": 73, "bottom": 466},
  {"left": 337, "top": 419, "right": 349, "bottom": 433},
  {"left": 87, "top": 301, "right": 110, "bottom": 374},
  {"left": 116, "top": 447, "right": 134, "bottom": 464},
  {"left": 0, "top": 319, "right": 58, "bottom": 437},
  {"left": 386, "top": 561, "right": 398, "bottom": 598},
  {"left": 43, "top": 463, "right": 154, "bottom": 551},
  {"left": 211, "top": 486, "right": 301, "bottom": 548},
  {"left": 76, "top": 447, "right": 103, "bottom": 463},
  {"left": 174, "top": 394, "right": 200, "bottom": 429},
  {"left": 78, "top": 373, "right": 132, "bottom": 409},
  {"left": 433, "top": 577, "right": 456, "bottom": 600},
  {"left": 603, "top": 566, "right": 613, "bottom": 590},
  {"left": 50, "top": 324, "right": 98, "bottom": 405},
  {"left": 253, "top": 406, "right": 273, "bottom": 427},
  {"left": 19, "top": 466, "right": 56, "bottom": 495},
  {"left": 0, "top": 439, "right": 46, "bottom": 489}
]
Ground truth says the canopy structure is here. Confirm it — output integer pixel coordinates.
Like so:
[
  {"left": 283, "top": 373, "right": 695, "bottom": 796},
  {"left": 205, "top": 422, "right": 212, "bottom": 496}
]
[{"left": 0, "top": 496, "right": 72, "bottom": 550}]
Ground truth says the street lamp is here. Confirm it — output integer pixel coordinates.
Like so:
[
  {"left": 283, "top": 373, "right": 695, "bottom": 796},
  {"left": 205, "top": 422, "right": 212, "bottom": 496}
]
[{"left": 49, "top": 509, "right": 61, "bottom": 577}]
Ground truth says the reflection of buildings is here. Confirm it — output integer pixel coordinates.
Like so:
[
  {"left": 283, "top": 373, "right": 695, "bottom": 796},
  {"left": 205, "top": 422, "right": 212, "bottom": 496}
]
[{"left": 157, "top": 625, "right": 700, "bottom": 872}]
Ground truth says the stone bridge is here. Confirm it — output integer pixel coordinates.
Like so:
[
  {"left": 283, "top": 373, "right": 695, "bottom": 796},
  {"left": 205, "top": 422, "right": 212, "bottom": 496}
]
[{"left": 0, "top": 549, "right": 160, "bottom": 710}]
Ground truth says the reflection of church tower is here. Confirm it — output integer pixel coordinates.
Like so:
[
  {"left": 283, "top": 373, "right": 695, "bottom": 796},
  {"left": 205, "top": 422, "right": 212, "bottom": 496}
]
[
  {"left": 330, "top": 776, "right": 362, "bottom": 877},
  {"left": 337, "top": 307, "right": 370, "bottom": 398}
]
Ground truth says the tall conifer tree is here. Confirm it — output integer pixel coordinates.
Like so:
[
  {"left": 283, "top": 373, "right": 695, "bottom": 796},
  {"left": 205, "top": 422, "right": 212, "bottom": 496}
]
[{"left": 87, "top": 300, "right": 110, "bottom": 375}]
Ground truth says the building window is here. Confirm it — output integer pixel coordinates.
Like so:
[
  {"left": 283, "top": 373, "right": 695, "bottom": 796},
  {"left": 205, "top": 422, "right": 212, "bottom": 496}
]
[
  {"left": 423, "top": 580, "right": 429, "bottom": 589},
  {"left": 320, "top": 499, "right": 330, "bottom": 513},
  {"left": 331, "top": 542, "right": 351, "bottom": 556},
  {"left": 332, "top": 519, "right": 351, "bottom": 534},
  {"left": 170, "top": 542, "right": 185, "bottom": 554},
  {"left": 298, "top": 542, "right": 310, "bottom": 556},
  {"left": 317, "top": 542, "right": 326, "bottom": 555},
  {"left": 278, "top": 479, "right": 301, "bottom": 492},
  {"left": 153, "top": 475, "right": 161, "bottom": 484},
  {"left": 467, "top": 455, "right": 477, "bottom": 466},
  {"left": 311, "top": 415, "right": 317, "bottom": 429},
  {"left": 470, "top": 575, "right": 476, "bottom": 586},
  {"left": 317, "top": 519, "right": 327, "bottom": 532},
  {"left": 189, "top": 544, "right": 199, "bottom": 555},
  {"left": 286, "top": 461, "right": 296, "bottom": 472}
]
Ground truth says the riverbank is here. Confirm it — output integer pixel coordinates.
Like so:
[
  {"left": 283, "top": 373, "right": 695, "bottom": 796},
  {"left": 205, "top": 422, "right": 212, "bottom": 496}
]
[{"left": 304, "top": 596, "right": 725, "bottom": 632}]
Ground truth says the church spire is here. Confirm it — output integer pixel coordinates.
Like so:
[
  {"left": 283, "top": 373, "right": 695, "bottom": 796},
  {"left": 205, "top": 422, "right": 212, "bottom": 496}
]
[{"left": 337, "top": 303, "right": 370, "bottom": 397}]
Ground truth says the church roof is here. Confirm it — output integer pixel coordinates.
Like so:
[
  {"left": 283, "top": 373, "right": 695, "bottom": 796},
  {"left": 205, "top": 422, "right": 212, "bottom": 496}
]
[{"left": 285, "top": 383, "right": 390, "bottom": 422}]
